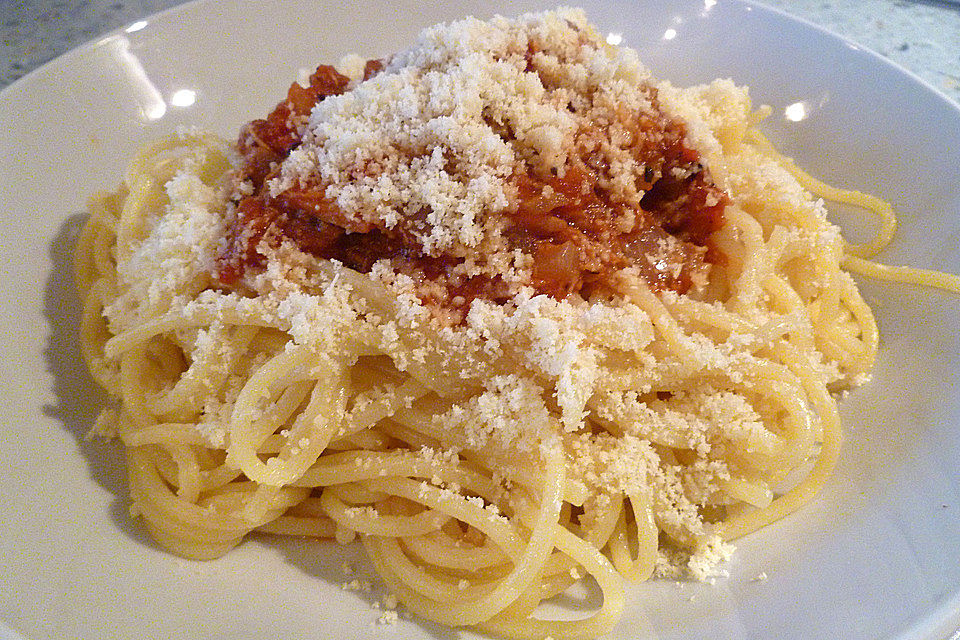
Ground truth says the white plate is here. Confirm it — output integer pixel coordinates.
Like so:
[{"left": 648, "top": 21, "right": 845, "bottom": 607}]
[{"left": 2, "top": 1, "right": 959, "bottom": 638}]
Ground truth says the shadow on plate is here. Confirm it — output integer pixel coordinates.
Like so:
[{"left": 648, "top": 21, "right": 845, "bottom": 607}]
[{"left": 40, "top": 212, "right": 152, "bottom": 548}]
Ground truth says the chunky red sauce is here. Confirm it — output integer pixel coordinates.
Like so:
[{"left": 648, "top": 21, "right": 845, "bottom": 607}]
[{"left": 217, "top": 62, "right": 727, "bottom": 309}]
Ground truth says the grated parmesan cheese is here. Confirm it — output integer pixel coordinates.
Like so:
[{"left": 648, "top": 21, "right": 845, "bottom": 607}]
[{"left": 100, "top": 6, "right": 869, "bottom": 600}]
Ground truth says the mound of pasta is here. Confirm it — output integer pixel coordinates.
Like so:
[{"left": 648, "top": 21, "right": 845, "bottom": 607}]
[{"left": 75, "top": 9, "right": 881, "bottom": 639}]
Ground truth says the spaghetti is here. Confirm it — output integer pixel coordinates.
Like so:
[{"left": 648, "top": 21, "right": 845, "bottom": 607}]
[{"left": 73, "top": 9, "right": 955, "bottom": 639}]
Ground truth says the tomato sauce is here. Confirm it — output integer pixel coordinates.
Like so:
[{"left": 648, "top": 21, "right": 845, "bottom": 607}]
[{"left": 217, "top": 62, "right": 728, "bottom": 311}]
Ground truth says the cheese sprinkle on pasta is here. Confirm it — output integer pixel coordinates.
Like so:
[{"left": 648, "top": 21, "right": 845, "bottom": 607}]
[{"left": 76, "top": 8, "right": 886, "bottom": 639}]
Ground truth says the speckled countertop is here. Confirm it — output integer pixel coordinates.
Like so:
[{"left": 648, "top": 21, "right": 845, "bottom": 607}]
[{"left": 2, "top": 0, "right": 960, "bottom": 103}]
